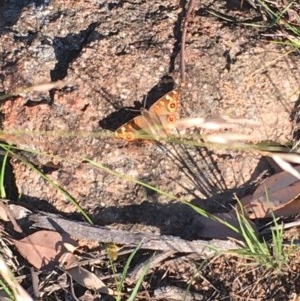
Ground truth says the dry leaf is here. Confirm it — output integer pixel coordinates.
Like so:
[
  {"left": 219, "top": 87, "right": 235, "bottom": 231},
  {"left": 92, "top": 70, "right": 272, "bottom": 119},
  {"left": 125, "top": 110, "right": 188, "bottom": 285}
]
[
  {"left": 13, "top": 230, "right": 78, "bottom": 269},
  {"left": 67, "top": 265, "right": 112, "bottom": 294},
  {"left": 253, "top": 166, "right": 300, "bottom": 197},
  {"left": 61, "top": 252, "right": 112, "bottom": 294},
  {"left": 197, "top": 212, "right": 258, "bottom": 240},
  {"left": 241, "top": 166, "right": 300, "bottom": 218},
  {"left": 0, "top": 201, "right": 31, "bottom": 221}
]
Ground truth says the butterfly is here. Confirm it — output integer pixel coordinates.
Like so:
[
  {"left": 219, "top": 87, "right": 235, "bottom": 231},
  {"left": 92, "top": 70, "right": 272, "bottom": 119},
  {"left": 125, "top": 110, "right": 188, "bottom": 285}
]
[{"left": 115, "top": 89, "right": 180, "bottom": 141}]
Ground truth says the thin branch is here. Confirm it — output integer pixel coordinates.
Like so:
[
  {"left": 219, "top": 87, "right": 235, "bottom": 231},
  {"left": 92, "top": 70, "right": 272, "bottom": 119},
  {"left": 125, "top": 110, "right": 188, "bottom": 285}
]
[
  {"left": 29, "top": 211, "right": 239, "bottom": 256},
  {"left": 180, "top": 0, "right": 195, "bottom": 85}
]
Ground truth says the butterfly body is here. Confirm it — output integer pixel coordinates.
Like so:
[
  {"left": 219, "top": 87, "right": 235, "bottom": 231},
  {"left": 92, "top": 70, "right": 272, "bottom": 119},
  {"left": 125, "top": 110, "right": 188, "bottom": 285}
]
[{"left": 115, "top": 89, "right": 180, "bottom": 141}]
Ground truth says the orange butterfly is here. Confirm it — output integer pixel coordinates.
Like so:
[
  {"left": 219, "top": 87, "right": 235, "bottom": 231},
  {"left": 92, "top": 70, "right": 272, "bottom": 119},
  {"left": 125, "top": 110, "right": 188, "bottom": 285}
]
[{"left": 115, "top": 89, "right": 180, "bottom": 141}]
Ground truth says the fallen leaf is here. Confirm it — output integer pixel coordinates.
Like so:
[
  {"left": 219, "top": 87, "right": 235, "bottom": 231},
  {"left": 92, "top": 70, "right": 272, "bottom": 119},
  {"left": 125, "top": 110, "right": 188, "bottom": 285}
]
[
  {"left": 197, "top": 212, "right": 258, "bottom": 240},
  {"left": 60, "top": 252, "right": 112, "bottom": 294},
  {"left": 240, "top": 166, "right": 300, "bottom": 218},
  {"left": 253, "top": 166, "right": 300, "bottom": 197},
  {"left": 66, "top": 265, "right": 112, "bottom": 294},
  {"left": 13, "top": 230, "right": 78, "bottom": 269}
]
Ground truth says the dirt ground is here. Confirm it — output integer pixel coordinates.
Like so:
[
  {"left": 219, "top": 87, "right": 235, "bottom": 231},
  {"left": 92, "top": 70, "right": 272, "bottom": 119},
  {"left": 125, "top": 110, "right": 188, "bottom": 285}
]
[{"left": 0, "top": 0, "right": 300, "bottom": 300}]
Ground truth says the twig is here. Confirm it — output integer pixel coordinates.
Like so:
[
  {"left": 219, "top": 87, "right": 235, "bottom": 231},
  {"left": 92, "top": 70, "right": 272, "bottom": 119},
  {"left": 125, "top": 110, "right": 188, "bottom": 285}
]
[
  {"left": 29, "top": 212, "right": 238, "bottom": 256},
  {"left": 127, "top": 250, "right": 174, "bottom": 284},
  {"left": 180, "top": 0, "right": 195, "bottom": 85},
  {"left": 154, "top": 285, "right": 205, "bottom": 301},
  {"left": 0, "top": 200, "right": 23, "bottom": 233},
  {"left": 30, "top": 267, "right": 40, "bottom": 300}
]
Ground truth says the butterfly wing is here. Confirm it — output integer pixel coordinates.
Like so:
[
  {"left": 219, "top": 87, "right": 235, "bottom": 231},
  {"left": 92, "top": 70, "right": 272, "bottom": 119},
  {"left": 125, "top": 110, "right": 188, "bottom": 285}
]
[
  {"left": 147, "top": 89, "right": 180, "bottom": 134},
  {"left": 115, "top": 115, "right": 148, "bottom": 141},
  {"left": 115, "top": 89, "right": 180, "bottom": 141}
]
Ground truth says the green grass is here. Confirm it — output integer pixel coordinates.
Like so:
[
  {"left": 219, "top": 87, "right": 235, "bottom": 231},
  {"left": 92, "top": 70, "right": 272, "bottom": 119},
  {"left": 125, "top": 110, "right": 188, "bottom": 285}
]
[
  {"left": 226, "top": 202, "right": 292, "bottom": 272},
  {"left": 113, "top": 241, "right": 151, "bottom": 301}
]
